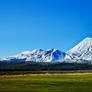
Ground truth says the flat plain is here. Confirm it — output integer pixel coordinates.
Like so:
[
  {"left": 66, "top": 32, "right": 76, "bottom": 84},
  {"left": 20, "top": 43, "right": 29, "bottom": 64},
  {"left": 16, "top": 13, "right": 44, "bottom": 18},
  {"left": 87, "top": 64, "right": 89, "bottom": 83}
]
[{"left": 0, "top": 73, "right": 92, "bottom": 92}]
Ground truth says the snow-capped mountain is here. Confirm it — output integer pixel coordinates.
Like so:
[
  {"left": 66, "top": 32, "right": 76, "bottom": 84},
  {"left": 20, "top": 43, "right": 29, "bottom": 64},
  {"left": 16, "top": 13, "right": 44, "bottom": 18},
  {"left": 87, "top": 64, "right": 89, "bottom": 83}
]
[
  {"left": 0, "top": 37, "right": 92, "bottom": 63},
  {"left": 67, "top": 37, "right": 92, "bottom": 61},
  {"left": 3, "top": 49, "right": 70, "bottom": 62}
]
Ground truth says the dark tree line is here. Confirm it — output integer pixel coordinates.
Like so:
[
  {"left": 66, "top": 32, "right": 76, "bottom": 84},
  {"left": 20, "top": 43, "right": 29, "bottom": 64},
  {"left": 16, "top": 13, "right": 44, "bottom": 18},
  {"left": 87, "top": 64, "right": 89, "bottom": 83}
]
[{"left": 0, "top": 61, "right": 92, "bottom": 71}]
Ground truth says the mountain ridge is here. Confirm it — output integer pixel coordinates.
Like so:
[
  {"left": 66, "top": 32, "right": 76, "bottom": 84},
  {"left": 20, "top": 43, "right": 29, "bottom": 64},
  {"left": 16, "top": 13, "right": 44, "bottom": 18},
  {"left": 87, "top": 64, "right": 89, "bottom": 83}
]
[
  {"left": 1, "top": 48, "right": 70, "bottom": 62},
  {"left": 0, "top": 37, "right": 92, "bottom": 63}
]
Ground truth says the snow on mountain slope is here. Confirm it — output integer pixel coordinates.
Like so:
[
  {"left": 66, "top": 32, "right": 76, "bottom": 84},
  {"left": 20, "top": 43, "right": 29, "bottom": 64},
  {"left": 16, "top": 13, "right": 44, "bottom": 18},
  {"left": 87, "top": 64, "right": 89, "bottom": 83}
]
[
  {"left": 1, "top": 37, "right": 92, "bottom": 63},
  {"left": 67, "top": 37, "right": 92, "bottom": 60},
  {"left": 4, "top": 48, "right": 70, "bottom": 62}
]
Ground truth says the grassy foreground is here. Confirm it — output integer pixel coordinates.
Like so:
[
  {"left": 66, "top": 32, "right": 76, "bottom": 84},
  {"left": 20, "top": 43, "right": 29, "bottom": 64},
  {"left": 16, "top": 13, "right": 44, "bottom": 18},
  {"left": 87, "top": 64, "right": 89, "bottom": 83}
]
[{"left": 0, "top": 73, "right": 92, "bottom": 92}]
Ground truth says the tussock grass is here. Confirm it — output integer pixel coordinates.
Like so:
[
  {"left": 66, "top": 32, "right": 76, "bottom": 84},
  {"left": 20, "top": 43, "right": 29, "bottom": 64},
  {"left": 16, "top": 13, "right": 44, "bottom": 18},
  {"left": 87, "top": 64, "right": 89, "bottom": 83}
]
[{"left": 0, "top": 73, "right": 92, "bottom": 92}]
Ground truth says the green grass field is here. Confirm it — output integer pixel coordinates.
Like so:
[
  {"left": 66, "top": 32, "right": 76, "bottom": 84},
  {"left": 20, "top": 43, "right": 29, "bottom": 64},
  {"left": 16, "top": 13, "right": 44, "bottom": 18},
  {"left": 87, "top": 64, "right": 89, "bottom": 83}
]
[{"left": 0, "top": 73, "right": 92, "bottom": 92}]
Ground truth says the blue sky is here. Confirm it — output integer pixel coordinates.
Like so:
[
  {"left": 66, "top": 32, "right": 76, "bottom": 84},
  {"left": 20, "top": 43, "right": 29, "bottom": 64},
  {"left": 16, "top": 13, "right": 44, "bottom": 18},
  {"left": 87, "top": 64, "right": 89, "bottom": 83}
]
[{"left": 0, "top": 0, "right": 92, "bottom": 58}]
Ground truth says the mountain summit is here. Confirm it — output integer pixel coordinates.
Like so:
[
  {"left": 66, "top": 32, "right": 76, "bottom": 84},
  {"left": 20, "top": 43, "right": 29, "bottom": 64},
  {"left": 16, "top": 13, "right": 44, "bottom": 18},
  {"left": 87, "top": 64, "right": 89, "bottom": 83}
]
[
  {"left": 0, "top": 37, "right": 92, "bottom": 63},
  {"left": 4, "top": 48, "right": 70, "bottom": 62},
  {"left": 67, "top": 37, "right": 92, "bottom": 60}
]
